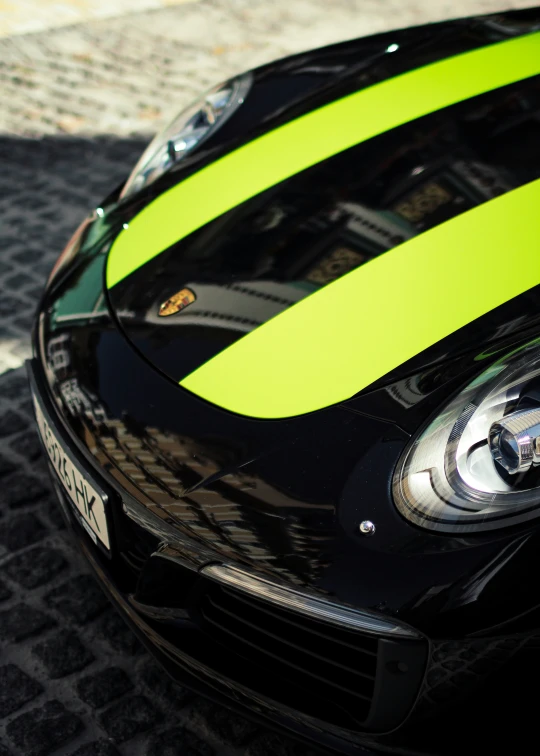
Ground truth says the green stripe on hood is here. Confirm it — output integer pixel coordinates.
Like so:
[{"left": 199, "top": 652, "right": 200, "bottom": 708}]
[
  {"left": 181, "top": 178, "right": 540, "bottom": 417},
  {"left": 107, "top": 31, "right": 540, "bottom": 288}
]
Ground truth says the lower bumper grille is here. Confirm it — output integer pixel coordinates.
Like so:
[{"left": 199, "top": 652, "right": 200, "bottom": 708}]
[
  {"left": 184, "top": 576, "right": 427, "bottom": 733},
  {"left": 201, "top": 584, "right": 378, "bottom": 722}
]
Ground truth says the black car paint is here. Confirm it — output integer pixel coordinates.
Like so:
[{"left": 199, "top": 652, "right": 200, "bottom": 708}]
[
  {"left": 32, "top": 7, "right": 540, "bottom": 753},
  {"left": 109, "top": 73, "right": 540, "bottom": 388}
]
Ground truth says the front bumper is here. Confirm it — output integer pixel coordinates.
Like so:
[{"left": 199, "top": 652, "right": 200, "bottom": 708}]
[{"left": 29, "top": 356, "right": 433, "bottom": 752}]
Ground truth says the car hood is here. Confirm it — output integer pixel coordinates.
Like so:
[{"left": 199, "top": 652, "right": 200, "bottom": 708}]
[{"left": 105, "top": 8, "right": 540, "bottom": 420}]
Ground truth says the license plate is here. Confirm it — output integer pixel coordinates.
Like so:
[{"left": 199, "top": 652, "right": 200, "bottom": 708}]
[{"left": 32, "top": 390, "right": 110, "bottom": 551}]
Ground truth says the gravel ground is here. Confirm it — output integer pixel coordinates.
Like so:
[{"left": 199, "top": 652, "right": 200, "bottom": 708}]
[{"left": 0, "top": 2, "right": 539, "bottom": 755}]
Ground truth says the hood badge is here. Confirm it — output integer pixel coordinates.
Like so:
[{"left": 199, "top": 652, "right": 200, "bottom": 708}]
[{"left": 158, "top": 287, "right": 196, "bottom": 317}]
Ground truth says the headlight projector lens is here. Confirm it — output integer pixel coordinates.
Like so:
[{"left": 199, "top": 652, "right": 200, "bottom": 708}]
[{"left": 489, "top": 408, "right": 540, "bottom": 474}]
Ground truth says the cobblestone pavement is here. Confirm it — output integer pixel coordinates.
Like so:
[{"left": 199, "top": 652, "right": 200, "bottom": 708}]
[
  {"left": 0, "top": 0, "right": 535, "bottom": 137},
  {"left": 0, "top": 0, "right": 198, "bottom": 40}
]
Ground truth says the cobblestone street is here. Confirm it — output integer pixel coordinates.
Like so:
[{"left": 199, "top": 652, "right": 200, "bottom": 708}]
[
  {"left": 0, "top": 0, "right": 535, "bottom": 137},
  {"left": 0, "top": 2, "right": 538, "bottom": 755}
]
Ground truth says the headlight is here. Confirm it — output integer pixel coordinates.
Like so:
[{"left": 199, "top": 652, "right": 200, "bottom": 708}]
[
  {"left": 393, "top": 339, "right": 540, "bottom": 533},
  {"left": 120, "top": 73, "right": 252, "bottom": 199}
]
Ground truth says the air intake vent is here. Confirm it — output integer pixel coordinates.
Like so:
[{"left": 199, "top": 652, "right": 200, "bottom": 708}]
[{"left": 195, "top": 582, "right": 378, "bottom": 728}]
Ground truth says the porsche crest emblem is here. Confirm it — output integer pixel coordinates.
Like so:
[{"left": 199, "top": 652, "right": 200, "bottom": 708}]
[{"left": 158, "top": 288, "right": 196, "bottom": 317}]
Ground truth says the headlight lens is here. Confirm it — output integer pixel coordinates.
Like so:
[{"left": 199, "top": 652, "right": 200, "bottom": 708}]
[
  {"left": 393, "top": 339, "right": 540, "bottom": 533},
  {"left": 120, "top": 73, "right": 252, "bottom": 199}
]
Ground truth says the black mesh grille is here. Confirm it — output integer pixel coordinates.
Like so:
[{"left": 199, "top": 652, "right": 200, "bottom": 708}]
[{"left": 193, "top": 582, "right": 379, "bottom": 727}]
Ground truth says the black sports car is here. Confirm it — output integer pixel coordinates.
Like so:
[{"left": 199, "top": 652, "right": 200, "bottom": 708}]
[{"left": 29, "top": 7, "right": 540, "bottom": 754}]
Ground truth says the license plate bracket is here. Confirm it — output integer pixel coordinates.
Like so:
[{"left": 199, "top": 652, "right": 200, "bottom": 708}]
[{"left": 29, "top": 366, "right": 111, "bottom": 555}]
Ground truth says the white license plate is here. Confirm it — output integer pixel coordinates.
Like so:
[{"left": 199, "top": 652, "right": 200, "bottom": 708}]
[{"left": 32, "top": 392, "right": 110, "bottom": 551}]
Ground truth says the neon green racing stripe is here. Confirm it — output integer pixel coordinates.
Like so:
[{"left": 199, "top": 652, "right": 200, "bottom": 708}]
[
  {"left": 107, "top": 31, "right": 540, "bottom": 288},
  {"left": 181, "top": 178, "right": 540, "bottom": 418}
]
